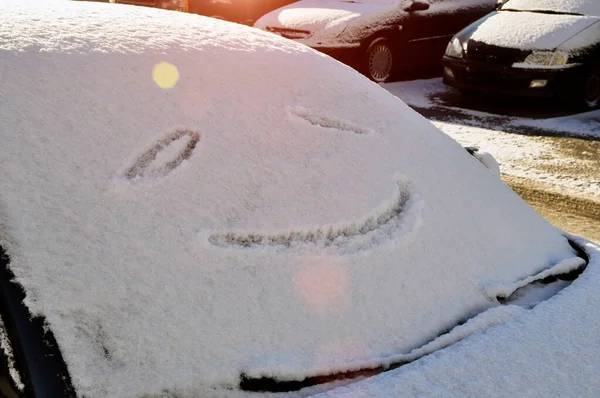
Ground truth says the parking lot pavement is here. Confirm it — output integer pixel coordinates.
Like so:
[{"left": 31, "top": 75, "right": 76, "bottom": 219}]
[{"left": 383, "top": 78, "right": 600, "bottom": 241}]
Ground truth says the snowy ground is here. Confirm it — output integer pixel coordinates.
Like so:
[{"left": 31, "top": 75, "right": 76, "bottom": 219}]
[
  {"left": 383, "top": 78, "right": 600, "bottom": 241},
  {"left": 384, "top": 78, "right": 600, "bottom": 139}
]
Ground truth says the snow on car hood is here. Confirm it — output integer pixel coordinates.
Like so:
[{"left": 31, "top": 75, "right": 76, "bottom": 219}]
[
  {"left": 255, "top": 0, "right": 402, "bottom": 47},
  {"left": 0, "top": 0, "right": 579, "bottom": 397},
  {"left": 469, "top": 10, "right": 600, "bottom": 50}
]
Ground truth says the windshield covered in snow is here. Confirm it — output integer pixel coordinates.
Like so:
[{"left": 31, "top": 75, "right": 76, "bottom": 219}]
[
  {"left": 501, "top": 0, "right": 600, "bottom": 16},
  {"left": 0, "top": 0, "right": 582, "bottom": 397}
]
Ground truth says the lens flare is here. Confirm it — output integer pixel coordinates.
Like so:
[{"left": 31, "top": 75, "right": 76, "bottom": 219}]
[
  {"left": 153, "top": 61, "right": 180, "bottom": 89},
  {"left": 294, "top": 255, "right": 348, "bottom": 313}
]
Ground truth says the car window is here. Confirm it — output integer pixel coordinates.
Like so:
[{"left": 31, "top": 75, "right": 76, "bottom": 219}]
[{"left": 501, "top": 0, "right": 600, "bottom": 16}]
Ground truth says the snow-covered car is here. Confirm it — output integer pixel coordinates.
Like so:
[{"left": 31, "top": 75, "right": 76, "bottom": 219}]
[
  {"left": 0, "top": 1, "right": 598, "bottom": 397},
  {"left": 254, "top": 0, "right": 498, "bottom": 82},
  {"left": 109, "top": 0, "right": 187, "bottom": 12},
  {"left": 192, "top": 0, "right": 301, "bottom": 25},
  {"left": 109, "top": 0, "right": 298, "bottom": 24},
  {"left": 442, "top": 0, "right": 600, "bottom": 109}
]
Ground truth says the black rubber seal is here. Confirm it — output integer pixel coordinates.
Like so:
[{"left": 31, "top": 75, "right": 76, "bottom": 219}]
[{"left": 0, "top": 246, "right": 76, "bottom": 398}]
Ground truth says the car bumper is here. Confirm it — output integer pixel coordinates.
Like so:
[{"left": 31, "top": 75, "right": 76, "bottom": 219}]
[{"left": 442, "top": 56, "right": 584, "bottom": 98}]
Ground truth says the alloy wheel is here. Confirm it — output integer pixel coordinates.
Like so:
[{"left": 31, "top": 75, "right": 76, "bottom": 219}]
[{"left": 368, "top": 40, "right": 393, "bottom": 83}]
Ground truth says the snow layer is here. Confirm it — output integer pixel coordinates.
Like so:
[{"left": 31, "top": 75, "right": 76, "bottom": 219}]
[
  {"left": 470, "top": 150, "right": 501, "bottom": 177},
  {"left": 427, "top": 0, "right": 497, "bottom": 15},
  {"left": 470, "top": 11, "right": 599, "bottom": 50},
  {"left": 517, "top": 111, "right": 600, "bottom": 139},
  {"left": 254, "top": 0, "right": 401, "bottom": 47},
  {"left": 511, "top": 62, "right": 580, "bottom": 69},
  {"left": 502, "top": 0, "right": 600, "bottom": 17},
  {"left": 256, "top": 0, "right": 497, "bottom": 48},
  {"left": 484, "top": 256, "right": 586, "bottom": 299},
  {"left": 557, "top": 18, "right": 600, "bottom": 54},
  {"left": 257, "top": 1, "right": 383, "bottom": 34},
  {"left": 0, "top": 1, "right": 578, "bottom": 397},
  {"left": 317, "top": 238, "right": 600, "bottom": 397}
]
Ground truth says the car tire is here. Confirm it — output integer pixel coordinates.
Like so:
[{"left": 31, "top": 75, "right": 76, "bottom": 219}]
[
  {"left": 574, "top": 66, "right": 600, "bottom": 110},
  {"left": 365, "top": 38, "right": 394, "bottom": 83}
]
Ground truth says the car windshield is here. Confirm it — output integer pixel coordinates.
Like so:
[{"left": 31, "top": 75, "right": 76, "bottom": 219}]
[
  {"left": 501, "top": 0, "right": 600, "bottom": 16},
  {"left": 0, "top": 1, "right": 595, "bottom": 397}
]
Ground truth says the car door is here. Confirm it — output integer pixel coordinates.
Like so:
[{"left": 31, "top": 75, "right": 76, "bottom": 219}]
[{"left": 402, "top": 0, "right": 496, "bottom": 69}]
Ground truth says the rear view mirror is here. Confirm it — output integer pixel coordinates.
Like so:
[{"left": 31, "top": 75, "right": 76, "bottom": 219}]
[{"left": 404, "top": 0, "right": 430, "bottom": 12}]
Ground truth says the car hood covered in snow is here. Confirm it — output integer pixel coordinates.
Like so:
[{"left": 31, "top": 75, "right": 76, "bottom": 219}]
[
  {"left": 254, "top": 0, "right": 403, "bottom": 47},
  {"left": 468, "top": 10, "right": 600, "bottom": 51},
  {"left": 0, "top": 0, "right": 583, "bottom": 397}
]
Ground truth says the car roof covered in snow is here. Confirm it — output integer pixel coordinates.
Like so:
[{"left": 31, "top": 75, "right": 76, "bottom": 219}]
[
  {"left": 0, "top": 0, "right": 580, "bottom": 396},
  {"left": 470, "top": 0, "right": 600, "bottom": 52}
]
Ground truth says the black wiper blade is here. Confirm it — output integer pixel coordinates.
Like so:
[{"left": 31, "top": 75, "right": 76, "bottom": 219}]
[{"left": 502, "top": 8, "right": 584, "bottom": 16}]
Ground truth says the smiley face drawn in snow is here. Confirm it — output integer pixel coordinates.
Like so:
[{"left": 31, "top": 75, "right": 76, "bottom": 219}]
[
  {"left": 208, "top": 181, "right": 415, "bottom": 253},
  {"left": 121, "top": 109, "right": 420, "bottom": 255}
]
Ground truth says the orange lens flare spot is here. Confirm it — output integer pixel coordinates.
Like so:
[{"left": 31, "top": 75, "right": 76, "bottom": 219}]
[
  {"left": 153, "top": 61, "right": 180, "bottom": 89},
  {"left": 294, "top": 255, "right": 348, "bottom": 313}
]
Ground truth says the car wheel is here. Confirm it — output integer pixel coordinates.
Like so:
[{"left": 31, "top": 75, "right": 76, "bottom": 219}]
[
  {"left": 366, "top": 38, "right": 394, "bottom": 83},
  {"left": 576, "top": 67, "right": 600, "bottom": 110}
]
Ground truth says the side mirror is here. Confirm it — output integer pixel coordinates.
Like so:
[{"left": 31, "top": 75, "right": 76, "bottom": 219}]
[
  {"left": 495, "top": 0, "right": 509, "bottom": 9},
  {"left": 404, "top": 0, "right": 430, "bottom": 12}
]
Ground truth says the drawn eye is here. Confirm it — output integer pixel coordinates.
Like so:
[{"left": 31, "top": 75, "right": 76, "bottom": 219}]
[
  {"left": 124, "top": 130, "right": 200, "bottom": 179},
  {"left": 290, "top": 106, "right": 374, "bottom": 135}
]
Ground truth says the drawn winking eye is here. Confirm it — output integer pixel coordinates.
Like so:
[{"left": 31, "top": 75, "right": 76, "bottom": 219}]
[{"left": 289, "top": 106, "right": 375, "bottom": 135}]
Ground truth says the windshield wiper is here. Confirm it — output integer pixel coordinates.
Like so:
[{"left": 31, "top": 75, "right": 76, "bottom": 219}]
[{"left": 502, "top": 8, "right": 584, "bottom": 16}]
